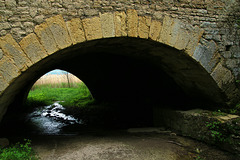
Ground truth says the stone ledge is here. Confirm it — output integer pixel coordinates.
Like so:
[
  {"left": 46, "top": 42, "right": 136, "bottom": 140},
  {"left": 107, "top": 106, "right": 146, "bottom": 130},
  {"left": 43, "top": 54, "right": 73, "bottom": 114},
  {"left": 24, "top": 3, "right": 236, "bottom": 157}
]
[{"left": 154, "top": 108, "right": 240, "bottom": 155}]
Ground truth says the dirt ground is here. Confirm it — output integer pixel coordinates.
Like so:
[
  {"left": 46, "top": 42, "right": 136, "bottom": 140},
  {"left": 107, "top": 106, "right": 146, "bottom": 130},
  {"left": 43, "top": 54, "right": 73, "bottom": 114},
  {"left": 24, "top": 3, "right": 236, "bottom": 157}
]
[{"left": 29, "top": 128, "right": 239, "bottom": 160}]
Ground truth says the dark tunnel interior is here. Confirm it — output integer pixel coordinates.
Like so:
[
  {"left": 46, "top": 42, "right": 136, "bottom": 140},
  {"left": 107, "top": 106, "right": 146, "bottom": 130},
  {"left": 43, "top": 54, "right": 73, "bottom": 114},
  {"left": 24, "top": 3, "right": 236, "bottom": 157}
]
[{"left": 0, "top": 37, "right": 227, "bottom": 133}]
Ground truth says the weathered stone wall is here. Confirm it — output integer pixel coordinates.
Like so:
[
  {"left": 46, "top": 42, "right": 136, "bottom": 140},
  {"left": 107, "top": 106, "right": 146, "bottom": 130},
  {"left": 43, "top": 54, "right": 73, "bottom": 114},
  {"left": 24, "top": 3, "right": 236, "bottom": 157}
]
[{"left": 0, "top": 0, "right": 240, "bottom": 79}]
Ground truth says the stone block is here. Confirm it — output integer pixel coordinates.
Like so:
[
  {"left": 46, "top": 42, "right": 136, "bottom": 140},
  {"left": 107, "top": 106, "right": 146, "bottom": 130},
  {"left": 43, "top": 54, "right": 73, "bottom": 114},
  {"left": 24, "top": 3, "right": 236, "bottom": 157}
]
[
  {"left": 193, "top": 44, "right": 206, "bottom": 61},
  {"left": 82, "top": 17, "right": 102, "bottom": 41},
  {"left": 149, "top": 20, "right": 162, "bottom": 41},
  {"left": 211, "top": 63, "right": 234, "bottom": 88},
  {"left": 168, "top": 19, "right": 182, "bottom": 47},
  {"left": 0, "top": 34, "right": 31, "bottom": 71},
  {"left": 0, "top": 56, "right": 19, "bottom": 83},
  {"left": 186, "top": 26, "right": 204, "bottom": 56},
  {"left": 193, "top": 41, "right": 217, "bottom": 73},
  {"left": 174, "top": 28, "right": 190, "bottom": 50},
  {"left": 66, "top": 18, "right": 86, "bottom": 45},
  {"left": 100, "top": 12, "right": 115, "bottom": 38},
  {"left": 46, "top": 15, "right": 72, "bottom": 49},
  {"left": 158, "top": 16, "right": 175, "bottom": 44},
  {"left": 0, "top": 49, "right": 3, "bottom": 60},
  {"left": 126, "top": 9, "right": 138, "bottom": 37},
  {"left": 0, "top": 76, "right": 8, "bottom": 93},
  {"left": 19, "top": 33, "right": 48, "bottom": 64},
  {"left": 159, "top": 17, "right": 190, "bottom": 50},
  {"left": 114, "top": 11, "right": 127, "bottom": 37},
  {"left": 138, "top": 16, "right": 151, "bottom": 39},
  {"left": 34, "top": 22, "right": 58, "bottom": 55}
]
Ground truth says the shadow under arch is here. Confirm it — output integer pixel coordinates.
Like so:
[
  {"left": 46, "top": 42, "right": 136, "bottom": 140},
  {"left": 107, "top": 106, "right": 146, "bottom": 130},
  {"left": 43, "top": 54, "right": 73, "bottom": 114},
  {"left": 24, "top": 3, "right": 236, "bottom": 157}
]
[{"left": 0, "top": 37, "right": 227, "bottom": 124}]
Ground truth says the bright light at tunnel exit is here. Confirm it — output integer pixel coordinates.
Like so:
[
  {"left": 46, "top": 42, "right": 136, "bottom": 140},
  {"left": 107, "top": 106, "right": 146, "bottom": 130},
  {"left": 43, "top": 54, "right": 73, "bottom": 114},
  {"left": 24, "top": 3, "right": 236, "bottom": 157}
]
[{"left": 32, "top": 69, "right": 82, "bottom": 88}]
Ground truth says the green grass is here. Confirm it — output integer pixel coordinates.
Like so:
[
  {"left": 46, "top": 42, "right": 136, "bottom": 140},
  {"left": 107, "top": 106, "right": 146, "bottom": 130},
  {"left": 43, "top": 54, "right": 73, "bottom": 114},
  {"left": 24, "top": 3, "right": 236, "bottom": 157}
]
[
  {"left": 0, "top": 139, "right": 39, "bottom": 160},
  {"left": 25, "top": 83, "right": 94, "bottom": 108},
  {"left": 31, "top": 82, "right": 80, "bottom": 90}
]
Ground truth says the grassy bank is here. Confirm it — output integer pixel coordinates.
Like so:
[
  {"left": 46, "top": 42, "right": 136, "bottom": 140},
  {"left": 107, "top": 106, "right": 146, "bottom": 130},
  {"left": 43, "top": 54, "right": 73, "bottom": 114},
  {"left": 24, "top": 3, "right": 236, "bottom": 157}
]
[
  {"left": 0, "top": 139, "right": 39, "bottom": 160},
  {"left": 26, "top": 83, "right": 94, "bottom": 108}
]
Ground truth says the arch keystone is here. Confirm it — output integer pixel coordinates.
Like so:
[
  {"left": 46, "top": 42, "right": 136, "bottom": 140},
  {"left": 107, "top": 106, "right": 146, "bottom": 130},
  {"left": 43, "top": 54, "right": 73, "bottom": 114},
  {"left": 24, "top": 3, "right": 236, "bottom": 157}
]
[
  {"left": 66, "top": 18, "right": 86, "bottom": 44},
  {"left": 138, "top": 16, "right": 151, "bottom": 39},
  {"left": 0, "top": 34, "right": 31, "bottom": 71},
  {"left": 45, "top": 15, "right": 72, "bottom": 49},
  {"left": 114, "top": 11, "right": 127, "bottom": 37},
  {"left": 19, "top": 33, "right": 48, "bottom": 64},
  {"left": 100, "top": 12, "right": 115, "bottom": 38},
  {"left": 82, "top": 17, "right": 102, "bottom": 41},
  {"left": 126, "top": 9, "right": 138, "bottom": 37}
]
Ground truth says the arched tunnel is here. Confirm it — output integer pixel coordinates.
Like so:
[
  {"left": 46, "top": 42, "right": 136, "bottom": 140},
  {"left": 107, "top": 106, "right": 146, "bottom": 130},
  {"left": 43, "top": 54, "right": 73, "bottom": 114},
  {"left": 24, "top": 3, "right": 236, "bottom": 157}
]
[{"left": 1, "top": 37, "right": 227, "bottom": 129}]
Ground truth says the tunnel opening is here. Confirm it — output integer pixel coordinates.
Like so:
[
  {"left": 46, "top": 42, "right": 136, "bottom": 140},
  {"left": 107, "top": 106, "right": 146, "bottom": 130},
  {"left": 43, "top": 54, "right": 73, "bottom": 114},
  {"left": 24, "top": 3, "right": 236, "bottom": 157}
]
[
  {"left": 0, "top": 69, "right": 96, "bottom": 136},
  {"left": 0, "top": 37, "right": 227, "bottom": 138}
]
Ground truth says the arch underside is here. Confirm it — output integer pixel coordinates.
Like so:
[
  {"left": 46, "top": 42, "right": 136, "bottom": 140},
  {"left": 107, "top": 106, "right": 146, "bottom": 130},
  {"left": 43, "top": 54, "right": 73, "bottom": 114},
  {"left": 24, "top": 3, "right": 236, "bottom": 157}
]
[{"left": 1, "top": 38, "right": 226, "bottom": 113}]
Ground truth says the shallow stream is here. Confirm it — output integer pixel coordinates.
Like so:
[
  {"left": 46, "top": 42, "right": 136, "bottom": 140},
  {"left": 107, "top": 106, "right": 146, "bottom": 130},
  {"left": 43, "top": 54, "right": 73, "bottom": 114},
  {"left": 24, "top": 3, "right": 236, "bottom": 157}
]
[{"left": 26, "top": 102, "right": 82, "bottom": 135}]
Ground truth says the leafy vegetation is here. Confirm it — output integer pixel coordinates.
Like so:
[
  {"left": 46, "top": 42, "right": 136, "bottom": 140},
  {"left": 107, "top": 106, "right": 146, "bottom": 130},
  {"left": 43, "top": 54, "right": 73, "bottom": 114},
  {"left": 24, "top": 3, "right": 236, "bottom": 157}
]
[
  {"left": 229, "top": 103, "right": 240, "bottom": 115},
  {"left": 205, "top": 121, "right": 226, "bottom": 142},
  {"left": 25, "top": 82, "right": 94, "bottom": 109},
  {"left": 0, "top": 139, "right": 38, "bottom": 160},
  {"left": 210, "top": 109, "right": 227, "bottom": 116},
  {"left": 205, "top": 118, "right": 240, "bottom": 144},
  {"left": 195, "top": 155, "right": 205, "bottom": 160}
]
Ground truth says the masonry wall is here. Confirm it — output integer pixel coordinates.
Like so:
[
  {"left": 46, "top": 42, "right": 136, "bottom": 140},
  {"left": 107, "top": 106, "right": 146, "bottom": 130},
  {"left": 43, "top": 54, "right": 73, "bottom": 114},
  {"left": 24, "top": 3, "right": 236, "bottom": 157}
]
[{"left": 0, "top": 0, "right": 239, "bottom": 79}]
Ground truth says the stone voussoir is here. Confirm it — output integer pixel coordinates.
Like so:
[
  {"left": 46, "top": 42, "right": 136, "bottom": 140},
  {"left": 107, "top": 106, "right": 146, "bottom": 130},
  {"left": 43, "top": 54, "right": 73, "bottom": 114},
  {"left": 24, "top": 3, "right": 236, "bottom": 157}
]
[
  {"left": 138, "top": 16, "right": 151, "bottom": 39},
  {"left": 0, "top": 56, "right": 20, "bottom": 84},
  {"left": 19, "top": 33, "right": 48, "bottom": 64},
  {"left": 0, "top": 34, "right": 32, "bottom": 71},
  {"left": 82, "top": 16, "right": 103, "bottom": 41},
  {"left": 158, "top": 15, "right": 175, "bottom": 44},
  {"left": 0, "top": 76, "right": 8, "bottom": 93},
  {"left": 34, "top": 22, "right": 59, "bottom": 55},
  {"left": 114, "top": 11, "right": 127, "bottom": 37},
  {"left": 186, "top": 26, "right": 204, "bottom": 57},
  {"left": 149, "top": 20, "right": 162, "bottom": 41},
  {"left": 100, "top": 12, "right": 115, "bottom": 38},
  {"left": 45, "top": 15, "right": 73, "bottom": 49},
  {"left": 126, "top": 9, "right": 138, "bottom": 37},
  {"left": 211, "top": 63, "right": 234, "bottom": 88},
  {"left": 66, "top": 18, "right": 86, "bottom": 45}
]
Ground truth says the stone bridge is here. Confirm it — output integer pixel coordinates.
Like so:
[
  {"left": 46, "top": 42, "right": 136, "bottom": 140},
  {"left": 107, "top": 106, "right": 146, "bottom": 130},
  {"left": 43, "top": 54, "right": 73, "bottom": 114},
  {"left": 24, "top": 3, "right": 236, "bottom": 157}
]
[{"left": 0, "top": 0, "right": 240, "bottom": 122}]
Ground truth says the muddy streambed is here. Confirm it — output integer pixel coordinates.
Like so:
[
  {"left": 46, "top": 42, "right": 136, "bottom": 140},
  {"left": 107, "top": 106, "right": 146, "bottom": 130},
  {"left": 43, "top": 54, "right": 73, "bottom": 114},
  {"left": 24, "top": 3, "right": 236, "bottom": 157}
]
[{"left": 1, "top": 102, "right": 239, "bottom": 159}]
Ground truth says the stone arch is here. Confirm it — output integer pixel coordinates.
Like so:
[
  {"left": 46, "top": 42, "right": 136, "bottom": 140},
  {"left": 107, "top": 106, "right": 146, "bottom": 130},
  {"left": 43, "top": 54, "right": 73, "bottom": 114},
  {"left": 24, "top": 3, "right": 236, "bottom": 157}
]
[{"left": 0, "top": 9, "right": 239, "bottom": 122}]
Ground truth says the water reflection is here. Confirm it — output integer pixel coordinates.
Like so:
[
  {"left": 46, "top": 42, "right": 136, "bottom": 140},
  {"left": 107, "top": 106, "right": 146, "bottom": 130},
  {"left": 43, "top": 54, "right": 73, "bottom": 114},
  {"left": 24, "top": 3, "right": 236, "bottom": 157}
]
[{"left": 27, "top": 102, "right": 82, "bottom": 135}]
